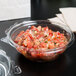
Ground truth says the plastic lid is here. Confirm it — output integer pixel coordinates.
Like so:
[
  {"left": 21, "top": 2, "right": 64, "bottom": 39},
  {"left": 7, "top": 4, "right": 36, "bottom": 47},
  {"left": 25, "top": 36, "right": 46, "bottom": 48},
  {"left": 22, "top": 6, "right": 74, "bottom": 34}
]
[
  {"left": 0, "top": 49, "right": 22, "bottom": 76},
  {"left": 0, "top": 49, "right": 11, "bottom": 76},
  {"left": 0, "top": 64, "right": 6, "bottom": 76}
]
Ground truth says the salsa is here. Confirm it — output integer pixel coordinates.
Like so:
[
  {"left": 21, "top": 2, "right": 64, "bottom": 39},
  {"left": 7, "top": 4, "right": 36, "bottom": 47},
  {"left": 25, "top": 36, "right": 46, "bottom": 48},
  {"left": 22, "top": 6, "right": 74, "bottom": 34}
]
[
  {"left": 14, "top": 25, "right": 68, "bottom": 61},
  {"left": 14, "top": 26, "right": 68, "bottom": 49}
]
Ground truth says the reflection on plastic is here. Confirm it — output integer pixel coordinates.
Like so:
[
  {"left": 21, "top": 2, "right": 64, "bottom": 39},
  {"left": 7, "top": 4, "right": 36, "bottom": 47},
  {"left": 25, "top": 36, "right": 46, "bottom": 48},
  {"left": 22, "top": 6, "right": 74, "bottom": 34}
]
[
  {"left": 13, "top": 66, "right": 22, "bottom": 74},
  {"left": 11, "top": 60, "right": 22, "bottom": 75},
  {"left": 1, "top": 37, "right": 15, "bottom": 48},
  {"left": 0, "top": 49, "right": 22, "bottom": 76},
  {"left": 1, "top": 37, "right": 9, "bottom": 44},
  {"left": 0, "top": 64, "right": 6, "bottom": 76}
]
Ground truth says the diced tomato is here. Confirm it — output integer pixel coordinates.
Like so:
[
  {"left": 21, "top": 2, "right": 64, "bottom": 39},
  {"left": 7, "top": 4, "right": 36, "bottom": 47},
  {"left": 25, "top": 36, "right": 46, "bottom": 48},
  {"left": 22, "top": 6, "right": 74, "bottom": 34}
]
[
  {"left": 48, "top": 38, "right": 50, "bottom": 41},
  {"left": 14, "top": 37, "right": 19, "bottom": 43},
  {"left": 36, "top": 53, "right": 42, "bottom": 57},
  {"left": 31, "top": 26, "right": 35, "bottom": 29},
  {"left": 31, "top": 26, "right": 39, "bottom": 31},
  {"left": 17, "top": 38, "right": 23, "bottom": 45},
  {"left": 23, "top": 32, "right": 30, "bottom": 35},
  {"left": 15, "top": 31, "right": 24, "bottom": 43},
  {"left": 43, "top": 27, "right": 48, "bottom": 31},
  {"left": 59, "top": 42, "right": 65, "bottom": 47},
  {"left": 36, "top": 35, "right": 40, "bottom": 39},
  {"left": 55, "top": 39, "right": 60, "bottom": 43},
  {"left": 29, "top": 34, "right": 34, "bottom": 40},
  {"left": 27, "top": 41, "right": 33, "bottom": 48},
  {"left": 22, "top": 43, "right": 25, "bottom": 47},
  {"left": 17, "top": 31, "right": 24, "bottom": 37},
  {"left": 33, "top": 45, "right": 38, "bottom": 49},
  {"left": 40, "top": 42, "right": 47, "bottom": 48},
  {"left": 48, "top": 43, "right": 54, "bottom": 49},
  {"left": 49, "top": 33, "right": 53, "bottom": 36},
  {"left": 49, "top": 29, "right": 52, "bottom": 33},
  {"left": 60, "top": 34, "right": 64, "bottom": 38},
  {"left": 57, "top": 31, "right": 60, "bottom": 35},
  {"left": 15, "top": 37, "right": 22, "bottom": 44},
  {"left": 22, "top": 40, "right": 27, "bottom": 46},
  {"left": 26, "top": 29, "right": 30, "bottom": 32}
]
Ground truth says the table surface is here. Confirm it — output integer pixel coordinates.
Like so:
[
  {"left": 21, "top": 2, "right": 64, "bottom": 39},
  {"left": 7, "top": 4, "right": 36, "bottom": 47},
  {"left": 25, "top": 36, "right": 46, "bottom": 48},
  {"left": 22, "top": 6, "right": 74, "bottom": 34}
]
[{"left": 0, "top": 0, "right": 76, "bottom": 76}]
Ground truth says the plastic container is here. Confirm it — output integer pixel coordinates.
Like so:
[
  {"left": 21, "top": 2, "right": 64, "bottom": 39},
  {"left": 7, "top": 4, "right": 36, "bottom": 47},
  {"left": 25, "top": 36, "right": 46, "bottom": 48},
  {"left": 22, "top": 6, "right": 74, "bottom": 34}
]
[
  {"left": 0, "top": 49, "right": 22, "bottom": 76},
  {"left": 1, "top": 20, "right": 75, "bottom": 62}
]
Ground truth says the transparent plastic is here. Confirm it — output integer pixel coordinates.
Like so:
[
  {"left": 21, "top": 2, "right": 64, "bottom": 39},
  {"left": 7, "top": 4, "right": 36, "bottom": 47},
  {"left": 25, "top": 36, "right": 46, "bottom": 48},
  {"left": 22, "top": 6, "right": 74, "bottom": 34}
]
[
  {"left": 1, "top": 20, "right": 75, "bottom": 62},
  {"left": 0, "top": 49, "right": 22, "bottom": 76}
]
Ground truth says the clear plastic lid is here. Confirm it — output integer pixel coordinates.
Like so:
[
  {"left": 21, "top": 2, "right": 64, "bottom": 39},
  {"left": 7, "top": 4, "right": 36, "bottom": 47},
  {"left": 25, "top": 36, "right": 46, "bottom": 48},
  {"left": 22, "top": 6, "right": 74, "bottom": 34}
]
[{"left": 0, "top": 49, "right": 22, "bottom": 76}]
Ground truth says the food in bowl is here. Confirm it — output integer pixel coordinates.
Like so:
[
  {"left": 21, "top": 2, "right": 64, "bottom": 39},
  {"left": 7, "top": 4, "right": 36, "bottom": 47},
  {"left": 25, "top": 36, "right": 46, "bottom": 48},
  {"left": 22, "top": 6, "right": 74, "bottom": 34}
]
[
  {"left": 4, "top": 20, "right": 74, "bottom": 62},
  {"left": 14, "top": 25, "right": 68, "bottom": 61}
]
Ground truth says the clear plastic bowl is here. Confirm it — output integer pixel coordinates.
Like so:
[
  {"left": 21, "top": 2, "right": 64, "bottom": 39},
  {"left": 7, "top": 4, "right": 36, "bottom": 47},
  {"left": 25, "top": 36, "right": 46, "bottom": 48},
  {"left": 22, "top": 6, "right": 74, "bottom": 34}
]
[{"left": 3, "top": 20, "right": 75, "bottom": 62}]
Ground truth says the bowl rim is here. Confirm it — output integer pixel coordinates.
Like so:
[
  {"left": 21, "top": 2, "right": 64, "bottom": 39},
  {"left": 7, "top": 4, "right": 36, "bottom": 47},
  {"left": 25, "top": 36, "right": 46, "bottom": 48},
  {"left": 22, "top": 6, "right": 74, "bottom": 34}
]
[{"left": 7, "top": 20, "right": 75, "bottom": 52}]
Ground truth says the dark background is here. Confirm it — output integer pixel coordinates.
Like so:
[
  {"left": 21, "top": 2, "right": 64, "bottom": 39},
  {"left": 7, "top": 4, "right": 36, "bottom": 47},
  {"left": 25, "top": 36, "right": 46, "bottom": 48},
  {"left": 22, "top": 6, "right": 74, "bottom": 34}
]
[
  {"left": 31, "top": 0, "right": 76, "bottom": 20},
  {"left": 0, "top": 0, "right": 76, "bottom": 76}
]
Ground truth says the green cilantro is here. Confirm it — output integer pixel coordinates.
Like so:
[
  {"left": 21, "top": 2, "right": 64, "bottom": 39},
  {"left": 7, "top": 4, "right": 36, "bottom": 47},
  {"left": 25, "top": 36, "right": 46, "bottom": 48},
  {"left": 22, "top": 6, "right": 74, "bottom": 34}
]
[
  {"left": 54, "top": 42, "right": 56, "bottom": 45},
  {"left": 45, "top": 41, "right": 48, "bottom": 43}
]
